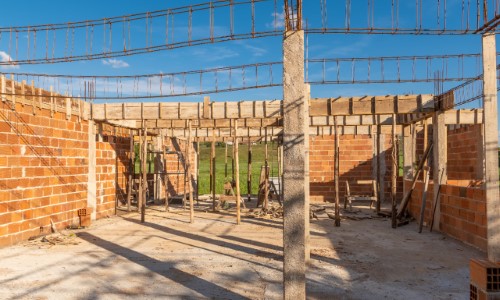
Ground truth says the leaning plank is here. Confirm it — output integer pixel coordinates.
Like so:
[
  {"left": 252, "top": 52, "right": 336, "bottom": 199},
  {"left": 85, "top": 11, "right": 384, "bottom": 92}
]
[{"left": 396, "top": 142, "right": 433, "bottom": 219}]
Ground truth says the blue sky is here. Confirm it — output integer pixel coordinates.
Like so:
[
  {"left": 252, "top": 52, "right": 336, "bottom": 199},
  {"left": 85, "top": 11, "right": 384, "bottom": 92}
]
[{"left": 0, "top": 0, "right": 493, "bottom": 106}]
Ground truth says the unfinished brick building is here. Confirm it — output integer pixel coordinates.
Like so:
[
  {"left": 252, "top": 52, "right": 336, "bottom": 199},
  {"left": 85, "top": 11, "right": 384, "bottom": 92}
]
[{"left": 0, "top": 0, "right": 499, "bottom": 299}]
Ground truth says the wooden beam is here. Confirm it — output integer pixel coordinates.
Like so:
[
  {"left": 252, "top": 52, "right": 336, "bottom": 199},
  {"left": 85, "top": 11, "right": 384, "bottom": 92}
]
[
  {"left": 188, "top": 121, "right": 194, "bottom": 224},
  {"left": 91, "top": 94, "right": 433, "bottom": 121},
  {"left": 334, "top": 116, "right": 340, "bottom": 226},
  {"left": 234, "top": 120, "right": 241, "bottom": 225},
  {"left": 391, "top": 114, "right": 397, "bottom": 228},
  {"left": 127, "top": 130, "right": 134, "bottom": 212},
  {"left": 211, "top": 131, "right": 216, "bottom": 212},
  {"left": 141, "top": 124, "right": 147, "bottom": 223},
  {"left": 247, "top": 140, "right": 252, "bottom": 202},
  {"left": 164, "top": 131, "right": 170, "bottom": 212}
]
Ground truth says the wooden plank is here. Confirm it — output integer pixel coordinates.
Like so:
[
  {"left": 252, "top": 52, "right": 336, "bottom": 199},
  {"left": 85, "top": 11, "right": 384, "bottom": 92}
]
[
  {"left": 334, "top": 116, "right": 340, "bottom": 226},
  {"left": 10, "top": 75, "right": 15, "bottom": 108},
  {"left": 211, "top": 130, "right": 216, "bottom": 212},
  {"left": 141, "top": 124, "right": 147, "bottom": 223},
  {"left": 0, "top": 75, "right": 5, "bottom": 102},
  {"left": 391, "top": 113, "right": 397, "bottom": 228},
  {"left": 203, "top": 96, "right": 210, "bottom": 118},
  {"left": 234, "top": 120, "right": 241, "bottom": 225},
  {"left": 188, "top": 121, "right": 194, "bottom": 224}
]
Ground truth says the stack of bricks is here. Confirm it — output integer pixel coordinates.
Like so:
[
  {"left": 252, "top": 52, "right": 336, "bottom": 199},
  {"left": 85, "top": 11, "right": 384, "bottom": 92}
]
[
  {"left": 0, "top": 99, "right": 89, "bottom": 247},
  {"left": 470, "top": 259, "right": 500, "bottom": 299}
]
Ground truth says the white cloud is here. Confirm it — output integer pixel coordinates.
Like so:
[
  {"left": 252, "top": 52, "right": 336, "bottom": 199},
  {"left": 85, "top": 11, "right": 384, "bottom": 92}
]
[
  {"left": 267, "top": 11, "right": 285, "bottom": 29},
  {"left": 102, "top": 59, "right": 129, "bottom": 69},
  {"left": 0, "top": 51, "right": 19, "bottom": 70}
]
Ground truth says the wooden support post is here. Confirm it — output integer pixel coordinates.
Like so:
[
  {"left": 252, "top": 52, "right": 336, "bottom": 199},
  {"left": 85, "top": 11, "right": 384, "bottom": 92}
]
[
  {"left": 1, "top": 75, "right": 5, "bottom": 102},
  {"left": 247, "top": 140, "right": 252, "bottom": 202},
  {"left": 10, "top": 74, "right": 15, "bottom": 109},
  {"left": 211, "top": 131, "right": 216, "bottom": 212},
  {"left": 277, "top": 142, "right": 282, "bottom": 205},
  {"left": 65, "top": 96, "right": 71, "bottom": 120},
  {"left": 391, "top": 114, "right": 397, "bottom": 228},
  {"left": 482, "top": 33, "right": 500, "bottom": 261},
  {"left": 141, "top": 124, "right": 147, "bottom": 223},
  {"left": 225, "top": 142, "right": 228, "bottom": 179},
  {"left": 164, "top": 131, "right": 170, "bottom": 212},
  {"left": 138, "top": 127, "right": 144, "bottom": 218},
  {"left": 334, "top": 116, "right": 340, "bottom": 227},
  {"left": 235, "top": 120, "right": 241, "bottom": 225},
  {"left": 283, "top": 28, "right": 307, "bottom": 300},
  {"left": 210, "top": 136, "right": 214, "bottom": 195},
  {"left": 50, "top": 86, "right": 54, "bottom": 118},
  {"left": 126, "top": 130, "right": 134, "bottom": 212},
  {"left": 423, "top": 119, "right": 429, "bottom": 181},
  {"left": 21, "top": 80, "right": 25, "bottom": 107},
  {"left": 432, "top": 111, "right": 446, "bottom": 232},
  {"left": 264, "top": 128, "right": 269, "bottom": 210},
  {"left": 195, "top": 140, "right": 199, "bottom": 203},
  {"left": 30, "top": 81, "right": 35, "bottom": 115},
  {"left": 183, "top": 137, "right": 188, "bottom": 210},
  {"left": 188, "top": 120, "right": 194, "bottom": 223},
  {"left": 37, "top": 88, "right": 42, "bottom": 113}
]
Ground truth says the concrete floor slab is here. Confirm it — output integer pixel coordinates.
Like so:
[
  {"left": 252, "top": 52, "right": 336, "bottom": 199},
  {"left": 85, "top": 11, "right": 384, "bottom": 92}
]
[{"left": 0, "top": 205, "right": 483, "bottom": 299}]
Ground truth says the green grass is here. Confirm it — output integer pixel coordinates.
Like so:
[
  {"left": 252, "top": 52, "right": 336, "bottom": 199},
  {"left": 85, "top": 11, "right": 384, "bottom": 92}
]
[{"left": 197, "top": 142, "right": 280, "bottom": 195}]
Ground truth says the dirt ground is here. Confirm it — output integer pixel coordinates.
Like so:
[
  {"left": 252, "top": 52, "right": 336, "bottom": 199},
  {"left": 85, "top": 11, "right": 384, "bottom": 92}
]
[{"left": 0, "top": 201, "right": 484, "bottom": 300}]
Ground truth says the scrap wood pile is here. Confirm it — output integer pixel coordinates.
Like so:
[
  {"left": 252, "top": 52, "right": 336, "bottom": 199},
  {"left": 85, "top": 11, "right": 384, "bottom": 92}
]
[
  {"left": 247, "top": 205, "right": 283, "bottom": 219},
  {"left": 311, "top": 205, "right": 383, "bottom": 221},
  {"left": 26, "top": 232, "right": 81, "bottom": 249}
]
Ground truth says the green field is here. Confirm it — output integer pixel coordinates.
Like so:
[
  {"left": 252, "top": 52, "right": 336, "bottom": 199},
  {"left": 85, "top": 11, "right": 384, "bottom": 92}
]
[{"left": 197, "top": 142, "right": 280, "bottom": 195}]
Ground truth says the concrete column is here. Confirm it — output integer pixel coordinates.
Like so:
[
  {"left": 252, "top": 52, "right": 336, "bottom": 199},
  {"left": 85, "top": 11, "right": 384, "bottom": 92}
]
[
  {"left": 282, "top": 29, "right": 307, "bottom": 300},
  {"left": 432, "top": 112, "right": 447, "bottom": 232},
  {"left": 87, "top": 121, "right": 97, "bottom": 220},
  {"left": 482, "top": 33, "right": 500, "bottom": 262}
]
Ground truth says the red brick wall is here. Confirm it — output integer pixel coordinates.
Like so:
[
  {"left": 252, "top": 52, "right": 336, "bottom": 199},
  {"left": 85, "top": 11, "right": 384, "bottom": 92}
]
[
  {"left": 309, "top": 134, "right": 401, "bottom": 203},
  {"left": 0, "top": 100, "right": 89, "bottom": 247},
  {"left": 165, "top": 137, "right": 195, "bottom": 198},
  {"left": 95, "top": 124, "right": 131, "bottom": 218},
  {"left": 407, "top": 180, "right": 486, "bottom": 251},
  {"left": 447, "top": 125, "right": 482, "bottom": 183}
]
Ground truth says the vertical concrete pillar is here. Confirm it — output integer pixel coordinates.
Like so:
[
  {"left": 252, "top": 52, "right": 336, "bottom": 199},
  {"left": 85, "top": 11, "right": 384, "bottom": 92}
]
[
  {"left": 87, "top": 121, "right": 97, "bottom": 220},
  {"left": 482, "top": 33, "right": 500, "bottom": 262},
  {"left": 283, "top": 29, "right": 307, "bottom": 300},
  {"left": 432, "top": 112, "right": 447, "bottom": 232}
]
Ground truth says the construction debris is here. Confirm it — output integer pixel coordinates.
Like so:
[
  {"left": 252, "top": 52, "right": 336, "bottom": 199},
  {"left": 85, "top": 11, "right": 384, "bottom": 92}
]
[
  {"left": 247, "top": 206, "right": 283, "bottom": 219},
  {"left": 25, "top": 232, "right": 81, "bottom": 249}
]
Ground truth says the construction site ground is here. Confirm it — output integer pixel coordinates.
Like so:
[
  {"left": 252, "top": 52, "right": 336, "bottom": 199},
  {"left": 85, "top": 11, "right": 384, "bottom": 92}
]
[{"left": 0, "top": 200, "right": 483, "bottom": 300}]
